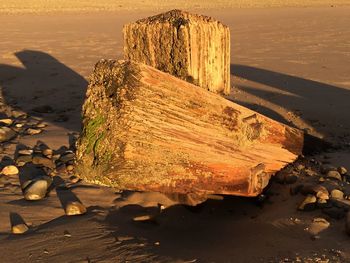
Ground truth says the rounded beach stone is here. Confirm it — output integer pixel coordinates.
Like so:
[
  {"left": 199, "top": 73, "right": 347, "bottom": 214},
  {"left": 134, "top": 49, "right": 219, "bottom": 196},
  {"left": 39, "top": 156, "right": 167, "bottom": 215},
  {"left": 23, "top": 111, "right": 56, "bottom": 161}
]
[
  {"left": 331, "top": 189, "right": 344, "bottom": 199},
  {"left": 1, "top": 165, "right": 19, "bottom": 176},
  {"left": 12, "top": 223, "right": 29, "bottom": 234},
  {"left": 308, "top": 218, "right": 330, "bottom": 236},
  {"left": 338, "top": 166, "right": 347, "bottom": 175},
  {"left": 65, "top": 201, "right": 87, "bottom": 216},
  {"left": 23, "top": 177, "right": 52, "bottom": 201},
  {"left": 0, "top": 127, "right": 17, "bottom": 142},
  {"left": 298, "top": 195, "right": 317, "bottom": 211},
  {"left": 326, "top": 170, "right": 342, "bottom": 181}
]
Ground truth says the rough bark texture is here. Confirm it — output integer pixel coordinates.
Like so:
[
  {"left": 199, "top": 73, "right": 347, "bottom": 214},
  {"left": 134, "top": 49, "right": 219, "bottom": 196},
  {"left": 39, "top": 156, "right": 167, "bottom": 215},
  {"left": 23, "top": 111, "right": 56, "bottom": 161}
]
[
  {"left": 123, "top": 9, "right": 230, "bottom": 95},
  {"left": 76, "top": 60, "right": 304, "bottom": 198}
]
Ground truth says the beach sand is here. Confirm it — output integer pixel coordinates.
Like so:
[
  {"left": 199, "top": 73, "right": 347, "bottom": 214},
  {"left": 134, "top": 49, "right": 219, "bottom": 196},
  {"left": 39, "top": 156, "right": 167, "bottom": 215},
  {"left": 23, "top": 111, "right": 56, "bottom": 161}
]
[{"left": 0, "top": 2, "right": 350, "bottom": 262}]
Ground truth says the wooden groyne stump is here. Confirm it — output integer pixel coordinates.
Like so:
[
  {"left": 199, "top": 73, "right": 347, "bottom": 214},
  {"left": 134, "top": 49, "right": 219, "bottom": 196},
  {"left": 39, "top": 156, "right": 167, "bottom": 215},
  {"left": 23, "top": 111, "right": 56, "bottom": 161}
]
[
  {"left": 123, "top": 9, "right": 231, "bottom": 95},
  {"left": 76, "top": 60, "right": 303, "bottom": 198}
]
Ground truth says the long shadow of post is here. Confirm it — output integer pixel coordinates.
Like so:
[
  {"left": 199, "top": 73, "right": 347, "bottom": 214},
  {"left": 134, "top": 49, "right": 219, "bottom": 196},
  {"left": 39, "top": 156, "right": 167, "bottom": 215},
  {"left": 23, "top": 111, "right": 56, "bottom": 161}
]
[
  {"left": 0, "top": 50, "right": 88, "bottom": 131},
  {"left": 231, "top": 64, "right": 350, "bottom": 142}
]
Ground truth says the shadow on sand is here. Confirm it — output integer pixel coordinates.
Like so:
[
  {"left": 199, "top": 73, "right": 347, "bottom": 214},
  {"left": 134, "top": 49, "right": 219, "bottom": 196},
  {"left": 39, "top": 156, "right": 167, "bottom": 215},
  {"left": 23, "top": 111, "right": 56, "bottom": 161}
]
[
  {"left": 0, "top": 50, "right": 88, "bottom": 131},
  {"left": 230, "top": 64, "right": 350, "bottom": 142},
  {"left": 96, "top": 195, "right": 310, "bottom": 262}
]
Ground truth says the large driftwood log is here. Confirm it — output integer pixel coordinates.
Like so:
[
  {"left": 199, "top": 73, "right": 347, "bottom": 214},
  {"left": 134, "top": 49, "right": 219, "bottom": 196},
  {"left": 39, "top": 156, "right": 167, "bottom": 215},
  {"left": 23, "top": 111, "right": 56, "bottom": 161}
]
[
  {"left": 123, "top": 9, "right": 230, "bottom": 95},
  {"left": 76, "top": 60, "right": 303, "bottom": 198}
]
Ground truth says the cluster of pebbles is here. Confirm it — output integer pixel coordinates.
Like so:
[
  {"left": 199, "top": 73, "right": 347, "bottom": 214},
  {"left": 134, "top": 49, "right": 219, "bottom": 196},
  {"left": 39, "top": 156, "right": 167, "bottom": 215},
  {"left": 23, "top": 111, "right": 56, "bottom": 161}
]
[
  {"left": 0, "top": 142, "right": 86, "bottom": 234},
  {"left": 273, "top": 154, "right": 350, "bottom": 238},
  {"left": 0, "top": 110, "right": 86, "bottom": 234},
  {"left": 0, "top": 109, "right": 47, "bottom": 144}
]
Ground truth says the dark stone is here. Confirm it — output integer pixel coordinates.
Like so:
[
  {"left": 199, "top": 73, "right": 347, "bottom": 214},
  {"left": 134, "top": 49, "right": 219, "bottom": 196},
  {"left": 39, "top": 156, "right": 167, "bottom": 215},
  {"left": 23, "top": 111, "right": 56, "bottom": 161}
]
[
  {"left": 32, "top": 156, "right": 55, "bottom": 169},
  {"left": 0, "top": 127, "right": 17, "bottom": 142},
  {"left": 298, "top": 195, "right": 317, "bottom": 211},
  {"left": 326, "top": 170, "right": 342, "bottom": 181},
  {"left": 22, "top": 176, "right": 52, "bottom": 201},
  {"left": 16, "top": 155, "right": 33, "bottom": 166}
]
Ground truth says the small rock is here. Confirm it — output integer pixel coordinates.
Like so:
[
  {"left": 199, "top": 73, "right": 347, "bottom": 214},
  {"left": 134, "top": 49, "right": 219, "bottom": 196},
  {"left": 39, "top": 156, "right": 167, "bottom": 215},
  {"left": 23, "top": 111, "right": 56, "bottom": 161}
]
[
  {"left": 0, "top": 119, "right": 13, "bottom": 126},
  {"left": 66, "top": 164, "right": 74, "bottom": 172},
  {"left": 158, "top": 203, "right": 166, "bottom": 212},
  {"left": 42, "top": 148, "right": 53, "bottom": 158},
  {"left": 60, "top": 153, "right": 75, "bottom": 163},
  {"left": 12, "top": 223, "right": 29, "bottom": 234},
  {"left": 15, "top": 123, "right": 24, "bottom": 128},
  {"left": 316, "top": 189, "right": 329, "bottom": 200},
  {"left": 16, "top": 155, "right": 33, "bottom": 166},
  {"left": 301, "top": 185, "right": 329, "bottom": 200},
  {"left": 321, "top": 165, "right": 337, "bottom": 174},
  {"left": 1, "top": 165, "right": 19, "bottom": 176},
  {"left": 338, "top": 166, "right": 347, "bottom": 175},
  {"left": 133, "top": 215, "right": 152, "bottom": 222},
  {"left": 346, "top": 212, "right": 350, "bottom": 236},
  {"left": 11, "top": 110, "right": 26, "bottom": 118},
  {"left": 308, "top": 218, "right": 330, "bottom": 236},
  {"left": 23, "top": 176, "right": 52, "bottom": 201},
  {"left": 52, "top": 154, "right": 61, "bottom": 161},
  {"left": 298, "top": 195, "right": 317, "bottom": 211},
  {"left": 63, "top": 230, "right": 72, "bottom": 237},
  {"left": 65, "top": 201, "right": 87, "bottom": 216},
  {"left": 36, "top": 123, "right": 47, "bottom": 128},
  {"left": 56, "top": 164, "right": 67, "bottom": 174},
  {"left": 296, "top": 164, "right": 305, "bottom": 171},
  {"left": 18, "top": 149, "right": 33, "bottom": 156},
  {"left": 0, "top": 127, "right": 17, "bottom": 142},
  {"left": 322, "top": 207, "right": 345, "bottom": 219},
  {"left": 26, "top": 128, "right": 42, "bottom": 135},
  {"left": 304, "top": 168, "right": 317, "bottom": 177},
  {"left": 32, "top": 156, "right": 55, "bottom": 169},
  {"left": 26, "top": 120, "right": 39, "bottom": 126},
  {"left": 31, "top": 105, "right": 54, "bottom": 113},
  {"left": 326, "top": 170, "right": 342, "bottom": 181},
  {"left": 331, "top": 189, "right": 344, "bottom": 199}
]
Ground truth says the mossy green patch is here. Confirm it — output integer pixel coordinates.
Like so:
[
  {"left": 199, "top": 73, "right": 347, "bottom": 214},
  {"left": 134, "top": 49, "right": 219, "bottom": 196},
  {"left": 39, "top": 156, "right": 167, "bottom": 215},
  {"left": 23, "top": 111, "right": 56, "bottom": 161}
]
[{"left": 83, "top": 113, "right": 106, "bottom": 155}]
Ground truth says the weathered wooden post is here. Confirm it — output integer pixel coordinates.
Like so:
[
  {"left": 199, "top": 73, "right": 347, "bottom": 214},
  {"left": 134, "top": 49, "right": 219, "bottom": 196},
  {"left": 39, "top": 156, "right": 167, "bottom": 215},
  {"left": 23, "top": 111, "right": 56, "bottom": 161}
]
[
  {"left": 123, "top": 9, "right": 231, "bottom": 95},
  {"left": 76, "top": 60, "right": 303, "bottom": 199}
]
